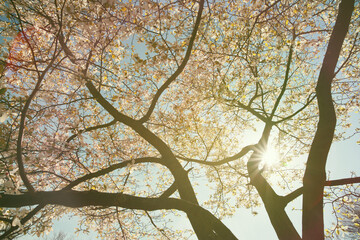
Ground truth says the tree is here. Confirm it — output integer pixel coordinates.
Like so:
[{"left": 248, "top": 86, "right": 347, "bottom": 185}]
[{"left": 0, "top": 0, "right": 359, "bottom": 239}]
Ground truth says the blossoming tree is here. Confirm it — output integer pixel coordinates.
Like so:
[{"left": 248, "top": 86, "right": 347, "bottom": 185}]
[{"left": 0, "top": 0, "right": 359, "bottom": 239}]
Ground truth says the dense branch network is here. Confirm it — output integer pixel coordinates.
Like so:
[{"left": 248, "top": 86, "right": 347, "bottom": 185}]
[{"left": 0, "top": 0, "right": 359, "bottom": 239}]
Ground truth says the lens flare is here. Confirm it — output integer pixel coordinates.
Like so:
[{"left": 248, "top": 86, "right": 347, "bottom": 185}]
[{"left": 261, "top": 147, "right": 279, "bottom": 167}]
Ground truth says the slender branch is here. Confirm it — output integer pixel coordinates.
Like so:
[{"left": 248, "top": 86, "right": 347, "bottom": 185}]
[
  {"left": 66, "top": 119, "right": 117, "bottom": 143},
  {"left": 326, "top": 177, "right": 360, "bottom": 187},
  {"left": 9, "top": 0, "right": 40, "bottom": 77},
  {"left": 145, "top": 211, "right": 171, "bottom": 240},
  {"left": 9, "top": 3, "right": 61, "bottom": 191},
  {"left": 85, "top": 81, "right": 174, "bottom": 159},
  {"left": 176, "top": 144, "right": 255, "bottom": 166},
  {"left": 334, "top": 32, "right": 359, "bottom": 76},
  {"left": 231, "top": 99, "right": 268, "bottom": 122},
  {"left": 115, "top": 207, "right": 127, "bottom": 239},
  {"left": 27, "top": 170, "right": 71, "bottom": 183},
  {"left": 64, "top": 157, "right": 163, "bottom": 190},
  {"left": 58, "top": 32, "right": 76, "bottom": 63},
  {"left": 270, "top": 42, "right": 294, "bottom": 120},
  {"left": 274, "top": 94, "right": 316, "bottom": 124},
  {"left": 16, "top": 56, "right": 59, "bottom": 192},
  {"left": 139, "top": 0, "right": 205, "bottom": 123},
  {"left": 283, "top": 177, "right": 360, "bottom": 205},
  {"left": 248, "top": 82, "right": 260, "bottom": 107},
  {"left": 0, "top": 204, "right": 45, "bottom": 239}
]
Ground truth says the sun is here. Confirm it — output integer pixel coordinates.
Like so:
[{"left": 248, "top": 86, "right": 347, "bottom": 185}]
[{"left": 261, "top": 146, "right": 279, "bottom": 167}]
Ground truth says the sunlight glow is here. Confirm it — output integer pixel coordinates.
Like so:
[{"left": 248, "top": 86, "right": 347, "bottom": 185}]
[{"left": 261, "top": 147, "right": 279, "bottom": 167}]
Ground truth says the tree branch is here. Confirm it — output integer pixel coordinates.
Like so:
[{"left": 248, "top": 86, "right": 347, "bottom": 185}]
[
  {"left": 283, "top": 177, "right": 360, "bottom": 205},
  {"left": 270, "top": 42, "right": 294, "bottom": 120},
  {"left": 9, "top": 1, "right": 61, "bottom": 192},
  {"left": 139, "top": 0, "right": 205, "bottom": 123},
  {"left": 274, "top": 93, "right": 316, "bottom": 124},
  {"left": 85, "top": 81, "right": 175, "bottom": 159},
  {"left": 0, "top": 204, "right": 45, "bottom": 239},
  {"left": 66, "top": 119, "right": 117, "bottom": 143},
  {"left": 159, "top": 181, "right": 177, "bottom": 198},
  {"left": 326, "top": 177, "right": 360, "bottom": 187},
  {"left": 233, "top": 100, "right": 268, "bottom": 122},
  {"left": 64, "top": 157, "right": 163, "bottom": 190},
  {"left": 0, "top": 190, "right": 238, "bottom": 240},
  {"left": 176, "top": 144, "right": 255, "bottom": 166}
]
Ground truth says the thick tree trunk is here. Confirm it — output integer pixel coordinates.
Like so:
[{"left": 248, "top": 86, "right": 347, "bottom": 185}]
[
  {"left": 248, "top": 147, "right": 301, "bottom": 240},
  {"left": 246, "top": 126, "right": 300, "bottom": 239},
  {"left": 169, "top": 162, "right": 232, "bottom": 239},
  {"left": 302, "top": 1, "right": 354, "bottom": 239}
]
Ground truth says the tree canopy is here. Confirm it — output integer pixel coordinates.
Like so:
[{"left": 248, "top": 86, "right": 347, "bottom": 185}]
[{"left": 0, "top": 0, "right": 359, "bottom": 239}]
